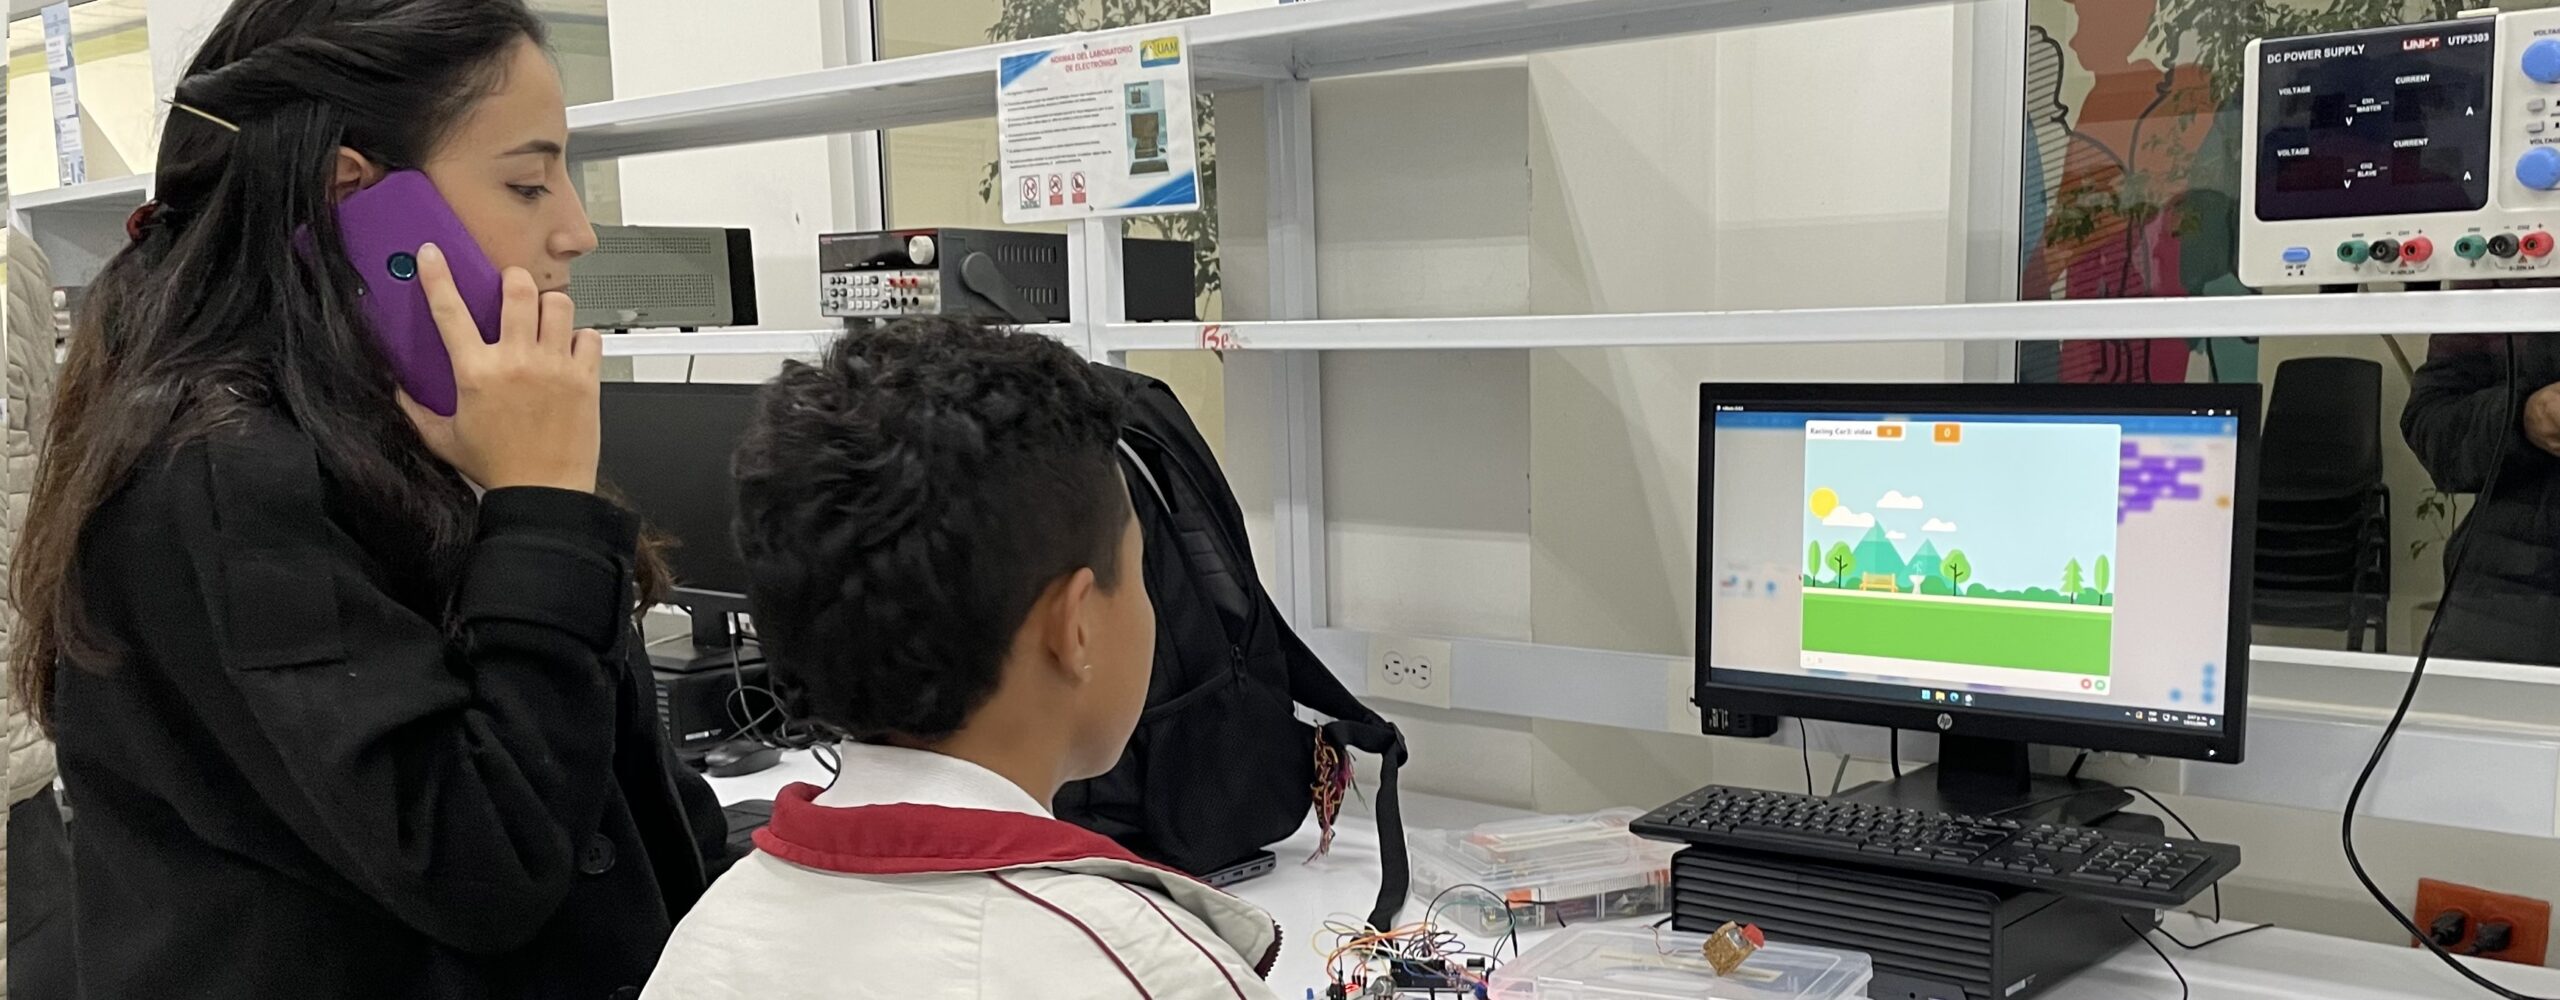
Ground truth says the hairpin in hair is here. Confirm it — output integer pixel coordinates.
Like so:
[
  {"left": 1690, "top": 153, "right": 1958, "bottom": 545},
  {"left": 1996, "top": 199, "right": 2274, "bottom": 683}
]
[{"left": 172, "top": 102, "right": 240, "bottom": 133}]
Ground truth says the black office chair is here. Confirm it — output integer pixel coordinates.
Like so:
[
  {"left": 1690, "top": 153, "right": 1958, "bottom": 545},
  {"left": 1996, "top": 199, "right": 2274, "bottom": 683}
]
[
  {"left": 2259, "top": 356, "right": 2384, "bottom": 503},
  {"left": 2252, "top": 358, "right": 2392, "bottom": 651}
]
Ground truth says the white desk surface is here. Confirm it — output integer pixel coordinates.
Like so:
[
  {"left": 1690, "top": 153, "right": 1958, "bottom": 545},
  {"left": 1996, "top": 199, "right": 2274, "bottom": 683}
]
[{"left": 708, "top": 753, "right": 2560, "bottom": 999}]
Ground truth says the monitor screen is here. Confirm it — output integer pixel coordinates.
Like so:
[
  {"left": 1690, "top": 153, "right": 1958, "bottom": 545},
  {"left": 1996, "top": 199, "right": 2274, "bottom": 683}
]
[
  {"left": 1699, "top": 384, "right": 2254, "bottom": 761},
  {"left": 2251, "top": 20, "right": 2495, "bottom": 222},
  {"left": 599, "top": 381, "right": 760, "bottom": 600}
]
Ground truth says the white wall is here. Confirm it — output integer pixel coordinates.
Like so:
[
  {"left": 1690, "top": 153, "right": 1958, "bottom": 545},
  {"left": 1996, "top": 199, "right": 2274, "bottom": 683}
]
[{"left": 143, "top": 0, "right": 222, "bottom": 135}]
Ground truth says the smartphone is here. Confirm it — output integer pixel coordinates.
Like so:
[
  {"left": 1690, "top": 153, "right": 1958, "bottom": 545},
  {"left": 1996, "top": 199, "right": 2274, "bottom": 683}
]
[{"left": 335, "top": 170, "right": 504, "bottom": 416}]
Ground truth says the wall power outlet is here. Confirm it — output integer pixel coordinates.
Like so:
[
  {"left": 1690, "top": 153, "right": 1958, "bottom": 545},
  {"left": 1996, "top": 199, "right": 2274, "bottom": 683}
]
[{"left": 1367, "top": 634, "right": 1453, "bottom": 710}]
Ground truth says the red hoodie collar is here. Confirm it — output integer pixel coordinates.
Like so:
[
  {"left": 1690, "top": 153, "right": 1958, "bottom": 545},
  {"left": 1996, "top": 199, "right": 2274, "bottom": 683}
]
[
  {"left": 753, "top": 781, "right": 1166, "bottom": 876},
  {"left": 753, "top": 782, "right": 1284, "bottom": 980}
]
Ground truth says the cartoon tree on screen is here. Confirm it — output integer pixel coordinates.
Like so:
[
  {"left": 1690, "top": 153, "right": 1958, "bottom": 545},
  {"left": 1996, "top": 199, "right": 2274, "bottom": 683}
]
[
  {"left": 1941, "top": 549, "right": 1972, "bottom": 590},
  {"left": 1807, "top": 541, "right": 1823, "bottom": 584},
  {"left": 2094, "top": 555, "right": 2112, "bottom": 606},
  {"left": 2063, "top": 558, "right": 2085, "bottom": 604},
  {"left": 1824, "top": 542, "right": 1856, "bottom": 588}
]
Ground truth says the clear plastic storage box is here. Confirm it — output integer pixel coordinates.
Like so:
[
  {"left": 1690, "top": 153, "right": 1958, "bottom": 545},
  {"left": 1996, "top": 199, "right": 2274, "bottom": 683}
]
[
  {"left": 1488, "top": 926, "right": 1874, "bottom": 1000},
  {"left": 1410, "top": 809, "right": 1679, "bottom": 935}
]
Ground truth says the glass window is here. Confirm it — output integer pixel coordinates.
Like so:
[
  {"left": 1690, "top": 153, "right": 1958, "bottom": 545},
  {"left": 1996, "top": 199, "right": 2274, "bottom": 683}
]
[{"left": 2018, "top": 1, "right": 2560, "bottom": 663}]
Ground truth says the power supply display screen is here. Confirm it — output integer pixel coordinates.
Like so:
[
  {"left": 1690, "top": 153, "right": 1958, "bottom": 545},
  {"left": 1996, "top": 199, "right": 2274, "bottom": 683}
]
[{"left": 2254, "top": 21, "right": 2495, "bottom": 222}]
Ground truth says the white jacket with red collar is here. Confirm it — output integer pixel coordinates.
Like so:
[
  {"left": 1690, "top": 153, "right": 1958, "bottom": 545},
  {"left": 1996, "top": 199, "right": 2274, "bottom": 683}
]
[{"left": 642, "top": 743, "right": 1283, "bottom": 1000}]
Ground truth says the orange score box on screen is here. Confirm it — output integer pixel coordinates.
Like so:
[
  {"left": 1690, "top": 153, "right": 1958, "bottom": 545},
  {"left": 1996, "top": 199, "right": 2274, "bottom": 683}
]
[
  {"left": 1933, "top": 423, "right": 1962, "bottom": 444},
  {"left": 1876, "top": 424, "right": 1905, "bottom": 440}
]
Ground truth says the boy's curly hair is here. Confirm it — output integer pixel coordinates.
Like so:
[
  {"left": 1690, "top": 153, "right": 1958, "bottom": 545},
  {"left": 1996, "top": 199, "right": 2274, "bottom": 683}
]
[{"left": 732, "top": 317, "right": 1130, "bottom": 743}]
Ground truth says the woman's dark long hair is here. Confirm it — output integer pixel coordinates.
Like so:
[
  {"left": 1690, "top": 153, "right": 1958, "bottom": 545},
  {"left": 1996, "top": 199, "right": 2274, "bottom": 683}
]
[{"left": 12, "top": 0, "right": 663, "bottom": 734}]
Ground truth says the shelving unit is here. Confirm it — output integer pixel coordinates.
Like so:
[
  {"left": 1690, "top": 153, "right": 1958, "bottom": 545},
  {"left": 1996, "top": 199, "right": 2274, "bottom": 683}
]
[
  {"left": 11, "top": 172, "right": 150, "bottom": 291},
  {"left": 13, "top": 0, "right": 2557, "bottom": 839},
  {"left": 565, "top": 0, "right": 1951, "bottom": 160}
]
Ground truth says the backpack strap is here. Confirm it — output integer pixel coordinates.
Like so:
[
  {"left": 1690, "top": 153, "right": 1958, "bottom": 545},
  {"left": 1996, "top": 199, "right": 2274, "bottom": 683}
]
[{"left": 1283, "top": 626, "right": 1409, "bottom": 932}]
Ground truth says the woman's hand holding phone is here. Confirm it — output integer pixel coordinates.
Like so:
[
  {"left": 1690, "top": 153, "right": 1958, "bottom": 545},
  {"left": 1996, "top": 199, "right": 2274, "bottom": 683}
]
[{"left": 398, "top": 242, "right": 602, "bottom": 493}]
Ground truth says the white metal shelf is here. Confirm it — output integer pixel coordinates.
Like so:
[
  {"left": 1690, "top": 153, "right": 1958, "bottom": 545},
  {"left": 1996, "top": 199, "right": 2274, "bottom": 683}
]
[
  {"left": 1101, "top": 289, "right": 2560, "bottom": 352},
  {"left": 21, "top": 0, "right": 1950, "bottom": 200},
  {"left": 11, "top": 174, "right": 154, "bottom": 289},
  {"left": 11, "top": 172, "right": 149, "bottom": 216},
  {"left": 601, "top": 323, "right": 1074, "bottom": 358},
  {"left": 603, "top": 329, "right": 841, "bottom": 358},
  {"left": 568, "top": 0, "right": 1944, "bottom": 160}
]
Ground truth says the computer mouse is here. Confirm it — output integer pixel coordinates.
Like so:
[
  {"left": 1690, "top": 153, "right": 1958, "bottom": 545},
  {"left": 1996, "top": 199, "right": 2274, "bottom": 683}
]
[{"left": 702, "top": 739, "right": 783, "bottom": 778}]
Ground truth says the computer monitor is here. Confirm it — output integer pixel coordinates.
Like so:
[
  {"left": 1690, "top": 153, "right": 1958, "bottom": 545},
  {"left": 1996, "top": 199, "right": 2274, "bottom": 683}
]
[
  {"left": 1697, "top": 382, "right": 2258, "bottom": 817},
  {"left": 599, "top": 381, "right": 761, "bottom": 667}
]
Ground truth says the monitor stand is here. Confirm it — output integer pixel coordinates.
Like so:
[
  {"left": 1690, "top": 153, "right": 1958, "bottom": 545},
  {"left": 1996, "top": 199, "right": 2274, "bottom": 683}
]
[
  {"left": 649, "top": 606, "right": 762, "bottom": 674},
  {"left": 1834, "top": 733, "right": 2130, "bottom": 828}
]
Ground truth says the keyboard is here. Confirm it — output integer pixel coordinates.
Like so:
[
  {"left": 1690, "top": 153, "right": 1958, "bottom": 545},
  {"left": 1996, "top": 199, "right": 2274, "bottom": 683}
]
[{"left": 1631, "top": 785, "right": 2241, "bottom": 908}]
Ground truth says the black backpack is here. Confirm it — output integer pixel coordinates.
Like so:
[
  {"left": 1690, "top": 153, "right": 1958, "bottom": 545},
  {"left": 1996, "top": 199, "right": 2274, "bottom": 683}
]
[{"left": 1060, "top": 364, "right": 1410, "bottom": 931}]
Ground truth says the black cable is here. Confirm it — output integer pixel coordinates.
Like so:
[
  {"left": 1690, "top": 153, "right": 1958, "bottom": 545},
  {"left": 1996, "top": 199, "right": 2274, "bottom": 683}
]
[
  {"left": 684, "top": 354, "right": 697, "bottom": 383},
  {"left": 715, "top": 611, "right": 843, "bottom": 776},
  {"left": 2122, "top": 917, "right": 2189, "bottom": 1000},
  {"left": 1797, "top": 718, "right": 1816, "bottom": 797},
  {"left": 1889, "top": 729, "right": 1903, "bottom": 779},
  {"left": 1828, "top": 754, "right": 1853, "bottom": 797},
  {"left": 2065, "top": 750, "right": 2090, "bottom": 781},
  {"left": 2339, "top": 334, "right": 2552, "bottom": 1000}
]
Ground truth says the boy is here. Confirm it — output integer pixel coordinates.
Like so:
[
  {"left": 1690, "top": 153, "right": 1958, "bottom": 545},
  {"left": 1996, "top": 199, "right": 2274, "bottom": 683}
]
[{"left": 643, "top": 318, "right": 1280, "bottom": 999}]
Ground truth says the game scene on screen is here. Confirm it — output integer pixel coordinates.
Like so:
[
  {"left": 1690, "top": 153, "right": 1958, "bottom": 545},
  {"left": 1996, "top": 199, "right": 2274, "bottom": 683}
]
[
  {"left": 1709, "top": 409, "right": 2239, "bottom": 727},
  {"left": 1797, "top": 418, "right": 2120, "bottom": 695}
]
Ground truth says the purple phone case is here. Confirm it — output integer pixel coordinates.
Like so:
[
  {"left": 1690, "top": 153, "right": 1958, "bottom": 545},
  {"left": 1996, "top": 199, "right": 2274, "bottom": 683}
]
[{"left": 337, "top": 171, "right": 503, "bottom": 416}]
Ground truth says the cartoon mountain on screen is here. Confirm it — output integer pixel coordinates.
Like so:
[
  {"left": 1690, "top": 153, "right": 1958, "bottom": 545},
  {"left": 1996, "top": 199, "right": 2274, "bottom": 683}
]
[
  {"left": 1852, "top": 526, "right": 1907, "bottom": 582},
  {"left": 1907, "top": 539, "right": 1943, "bottom": 582}
]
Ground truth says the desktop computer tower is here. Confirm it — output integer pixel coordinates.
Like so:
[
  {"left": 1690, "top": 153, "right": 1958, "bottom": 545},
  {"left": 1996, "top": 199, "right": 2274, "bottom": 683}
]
[
  {"left": 654, "top": 660, "right": 768, "bottom": 749},
  {"left": 1671, "top": 848, "right": 2144, "bottom": 1000}
]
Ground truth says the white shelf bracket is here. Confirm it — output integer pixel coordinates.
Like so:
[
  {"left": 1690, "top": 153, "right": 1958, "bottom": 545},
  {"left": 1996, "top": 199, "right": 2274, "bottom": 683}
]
[
  {"left": 1070, "top": 219, "right": 1126, "bottom": 362},
  {"left": 1266, "top": 79, "right": 1327, "bottom": 631}
]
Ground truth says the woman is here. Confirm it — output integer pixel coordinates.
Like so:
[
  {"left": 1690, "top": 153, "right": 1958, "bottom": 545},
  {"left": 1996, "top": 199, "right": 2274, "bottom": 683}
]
[{"left": 11, "top": 1, "right": 723, "bottom": 997}]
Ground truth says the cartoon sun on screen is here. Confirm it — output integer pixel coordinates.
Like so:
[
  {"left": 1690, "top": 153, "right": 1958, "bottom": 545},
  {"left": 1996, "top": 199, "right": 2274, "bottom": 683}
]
[{"left": 1809, "top": 487, "right": 1838, "bottom": 518}]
